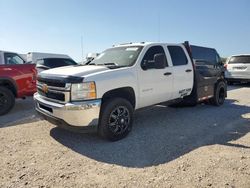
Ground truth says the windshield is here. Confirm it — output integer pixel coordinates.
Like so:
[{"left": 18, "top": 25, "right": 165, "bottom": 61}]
[
  {"left": 229, "top": 56, "right": 250, "bottom": 64},
  {"left": 90, "top": 46, "right": 143, "bottom": 67}
]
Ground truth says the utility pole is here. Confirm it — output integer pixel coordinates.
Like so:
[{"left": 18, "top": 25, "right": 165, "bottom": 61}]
[
  {"left": 158, "top": 13, "right": 161, "bottom": 42},
  {"left": 81, "top": 35, "right": 84, "bottom": 63}
]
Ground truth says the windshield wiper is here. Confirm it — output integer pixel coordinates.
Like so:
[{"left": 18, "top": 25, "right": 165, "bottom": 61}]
[
  {"left": 86, "top": 62, "right": 126, "bottom": 68},
  {"left": 88, "top": 62, "right": 96, "bottom": 65},
  {"left": 94, "top": 62, "right": 119, "bottom": 66}
]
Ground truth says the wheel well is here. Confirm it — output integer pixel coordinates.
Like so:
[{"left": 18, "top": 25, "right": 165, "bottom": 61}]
[
  {"left": 0, "top": 80, "right": 17, "bottom": 97},
  {"left": 216, "top": 79, "right": 227, "bottom": 97},
  {"left": 102, "top": 87, "right": 136, "bottom": 108}
]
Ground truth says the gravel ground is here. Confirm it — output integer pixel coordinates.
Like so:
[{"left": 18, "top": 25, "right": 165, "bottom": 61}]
[{"left": 0, "top": 84, "right": 250, "bottom": 188}]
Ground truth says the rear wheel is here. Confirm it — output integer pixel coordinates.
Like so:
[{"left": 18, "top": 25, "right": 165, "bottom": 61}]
[
  {"left": 0, "top": 86, "right": 15, "bottom": 115},
  {"left": 98, "top": 98, "right": 134, "bottom": 141},
  {"left": 210, "top": 81, "right": 226, "bottom": 106}
]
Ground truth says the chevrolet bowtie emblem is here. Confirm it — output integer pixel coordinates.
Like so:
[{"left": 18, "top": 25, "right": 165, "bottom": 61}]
[{"left": 42, "top": 84, "right": 49, "bottom": 94}]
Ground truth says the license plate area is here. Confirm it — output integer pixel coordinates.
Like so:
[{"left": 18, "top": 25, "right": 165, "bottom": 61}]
[
  {"left": 233, "top": 66, "right": 247, "bottom": 70},
  {"left": 39, "top": 103, "right": 53, "bottom": 113}
]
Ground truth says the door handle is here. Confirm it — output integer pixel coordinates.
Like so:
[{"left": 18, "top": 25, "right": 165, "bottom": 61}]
[
  {"left": 164, "top": 72, "right": 172, "bottom": 76},
  {"left": 185, "top": 69, "right": 192, "bottom": 73}
]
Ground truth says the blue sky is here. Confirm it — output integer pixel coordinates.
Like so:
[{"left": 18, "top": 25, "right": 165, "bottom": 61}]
[{"left": 0, "top": 0, "right": 249, "bottom": 61}]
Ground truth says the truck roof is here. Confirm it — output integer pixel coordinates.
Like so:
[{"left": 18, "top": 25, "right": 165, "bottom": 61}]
[
  {"left": 0, "top": 50, "right": 18, "bottom": 54},
  {"left": 230, "top": 54, "right": 250, "bottom": 57},
  {"left": 112, "top": 42, "right": 185, "bottom": 48}
]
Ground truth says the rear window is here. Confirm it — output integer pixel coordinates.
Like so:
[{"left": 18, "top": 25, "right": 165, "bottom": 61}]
[
  {"left": 191, "top": 45, "right": 217, "bottom": 64},
  {"left": 229, "top": 56, "right": 250, "bottom": 64},
  {"left": 4, "top": 53, "right": 25, "bottom": 65}
]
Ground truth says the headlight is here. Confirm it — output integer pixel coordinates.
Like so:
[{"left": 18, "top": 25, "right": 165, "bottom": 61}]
[{"left": 71, "top": 82, "right": 96, "bottom": 101}]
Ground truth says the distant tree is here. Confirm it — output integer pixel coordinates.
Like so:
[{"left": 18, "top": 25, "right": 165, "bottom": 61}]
[{"left": 221, "top": 57, "right": 228, "bottom": 64}]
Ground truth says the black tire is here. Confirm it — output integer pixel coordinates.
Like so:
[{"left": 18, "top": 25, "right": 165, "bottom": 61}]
[
  {"left": 98, "top": 98, "right": 134, "bottom": 141},
  {"left": 210, "top": 81, "right": 226, "bottom": 106},
  {"left": 0, "top": 86, "right": 15, "bottom": 115}
]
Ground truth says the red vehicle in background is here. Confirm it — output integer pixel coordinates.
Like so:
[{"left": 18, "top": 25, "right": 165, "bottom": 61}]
[{"left": 0, "top": 51, "right": 37, "bottom": 115}]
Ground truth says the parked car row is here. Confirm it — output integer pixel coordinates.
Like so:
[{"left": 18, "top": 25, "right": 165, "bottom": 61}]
[
  {"left": 0, "top": 50, "right": 78, "bottom": 115},
  {"left": 1, "top": 43, "right": 249, "bottom": 141}
]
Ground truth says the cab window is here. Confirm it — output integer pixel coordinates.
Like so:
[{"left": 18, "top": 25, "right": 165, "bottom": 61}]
[
  {"left": 4, "top": 53, "right": 25, "bottom": 65},
  {"left": 141, "top": 46, "right": 168, "bottom": 69},
  {"left": 168, "top": 46, "right": 188, "bottom": 66}
]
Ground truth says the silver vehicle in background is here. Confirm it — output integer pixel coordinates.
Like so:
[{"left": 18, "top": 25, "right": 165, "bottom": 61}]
[{"left": 225, "top": 55, "right": 250, "bottom": 84}]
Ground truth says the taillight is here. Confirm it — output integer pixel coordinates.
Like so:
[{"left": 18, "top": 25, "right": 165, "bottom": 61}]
[
  {"left": 31, "top": 67, "right": 37, "bottom": 81},
  {"left": 224, "top": 64, "right": 228, "bottom": 70}
]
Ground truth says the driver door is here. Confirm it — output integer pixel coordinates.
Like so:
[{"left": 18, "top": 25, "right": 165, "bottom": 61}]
[{"left": 137, "top": 45, "right": 173, "bottom": 108}]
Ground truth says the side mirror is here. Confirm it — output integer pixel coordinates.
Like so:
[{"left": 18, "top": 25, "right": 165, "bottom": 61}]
[
  {"left": 36, "top": 64, "right": 49, "bottom": 70},
  {"left": 141, "top": 60, "right": 148, "bottom": 70},
  {"left": 154, "top": 53, "right": 166, "bottom": 69}
]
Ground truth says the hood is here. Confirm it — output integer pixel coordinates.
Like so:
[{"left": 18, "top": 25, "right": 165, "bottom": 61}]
[{"left": 40, "top": 65, "right": 109, "bottom": 77}]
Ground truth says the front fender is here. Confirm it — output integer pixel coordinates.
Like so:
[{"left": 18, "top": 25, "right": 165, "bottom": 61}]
[{"left": 84, "top": 68, "right": 139, "bottom": 108}]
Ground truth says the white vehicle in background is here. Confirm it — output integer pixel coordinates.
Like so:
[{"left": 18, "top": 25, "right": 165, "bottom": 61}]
[
  {"left": 27, "top": 52, "right": 71, "bottom": 64},
  {"left": 18, "top": 54, "right": 27, "bottom": 62},
  {"left": 83, "top": 52, "right": 99, "bottom": 64},
  {"left": 225, "top": 55, "right": 250, "bottom": 84}
]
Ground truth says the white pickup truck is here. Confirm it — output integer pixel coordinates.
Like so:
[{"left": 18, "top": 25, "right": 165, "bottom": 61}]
[{"left": 34, "top": 41, "right": 227, "bottom": 141}]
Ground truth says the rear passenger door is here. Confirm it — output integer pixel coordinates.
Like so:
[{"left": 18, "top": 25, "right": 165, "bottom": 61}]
[{"left": 166, "top": 45, "right": 194, "bottom": 98}]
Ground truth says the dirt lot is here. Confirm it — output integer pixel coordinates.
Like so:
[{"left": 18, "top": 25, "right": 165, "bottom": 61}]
[{"left": 0, "top": 84, "right": 250, "bottom": 188}]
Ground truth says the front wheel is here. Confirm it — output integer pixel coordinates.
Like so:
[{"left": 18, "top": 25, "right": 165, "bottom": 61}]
[
  {"left": 210, "top": 81, "right": 226, "bottom": 106},
  {"left": 98, "top": 98, "right": 134, "bottom": 141}
]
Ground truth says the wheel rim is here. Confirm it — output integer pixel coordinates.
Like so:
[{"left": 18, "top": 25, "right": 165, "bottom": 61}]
[
  {"left": 218, "top": 87, "right": 225, "bottom": 104},
  {"left": 108, "top": 106, "right": 130, "bottom": 135},
  {"left": 0, "top": 93, "right": 8, "bottom": 108}
]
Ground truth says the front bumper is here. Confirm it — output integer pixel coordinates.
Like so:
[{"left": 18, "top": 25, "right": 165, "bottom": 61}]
[{"left": 34, "top": 93, "right": 101, "bottom": 132}]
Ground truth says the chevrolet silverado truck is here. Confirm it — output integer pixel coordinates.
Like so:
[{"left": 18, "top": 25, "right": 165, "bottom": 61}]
[
  {"left": 34, "top": 42, "right": 226, "bottom": 141},
  {"left": 0, "top": 51, "right": 37, "bottom": 115}
]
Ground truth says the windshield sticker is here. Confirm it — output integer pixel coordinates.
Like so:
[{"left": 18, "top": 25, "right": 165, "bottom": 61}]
[
  {"left": 95, "top": 53, "right": 104, "bottom": 59},
  {"left": 126, "top": 47, "right": 139, "bottom": 51}
]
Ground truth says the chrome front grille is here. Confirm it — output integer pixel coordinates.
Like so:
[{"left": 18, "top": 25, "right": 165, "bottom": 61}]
[{"left": 37, "top": 81, "right": 71, "bottom": 103}]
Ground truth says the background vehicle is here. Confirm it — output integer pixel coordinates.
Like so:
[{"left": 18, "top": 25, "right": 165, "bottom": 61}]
[
  {"left": 225, "top": 55, "right": 250, "bottom": 84},
  {"left": 85, "top": 53, "right": 99, "bottom": 63},
  {"left": 0, "top": 51, "right": 37, "bottom": 115},
  {"left": 26, "top": 52, "right": 71, "bottom": 64},
  {"left": 34, "top": 41, "right": 226, "bottom": 141},
  {"left": 18, "top": 54, "right": 27, "bottom": 62},
  {"left": 36, "top": 58, "right": 78, "bottom": 73}
]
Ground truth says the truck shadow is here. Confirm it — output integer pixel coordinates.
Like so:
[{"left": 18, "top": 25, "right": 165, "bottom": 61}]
[
  {"left": 0, "top": 97, "right": 40, "bottom": 128},
  {"left": 50, "top": 99, "right": 250, "bottom": 168}
]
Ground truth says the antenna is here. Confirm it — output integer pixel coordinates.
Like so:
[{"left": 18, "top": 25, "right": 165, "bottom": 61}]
[
  {"left": 157, "top": 11, "right": 161, "bottom": 42},
  {"left": 81, "top": 35, "right": 84, "bottom": 62}
]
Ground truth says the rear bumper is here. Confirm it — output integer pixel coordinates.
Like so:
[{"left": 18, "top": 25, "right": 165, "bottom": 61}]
[
  {"left": 34, "top": 93, "right": 101, "bottom": 132},
  {"left": 226, "top": 78, "right": 250, "bottom": 83},
  {"left": 225, "top": 71, "right": 250, "bottom": 81}
]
